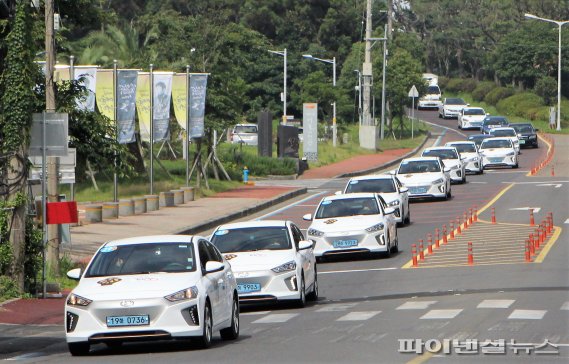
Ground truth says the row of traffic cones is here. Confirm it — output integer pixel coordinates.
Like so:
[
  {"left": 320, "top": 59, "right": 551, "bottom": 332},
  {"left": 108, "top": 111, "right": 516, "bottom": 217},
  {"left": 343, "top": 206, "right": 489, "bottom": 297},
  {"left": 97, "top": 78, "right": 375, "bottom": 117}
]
[
  {"left": 525, "top": 212, "right": 554, "bottom": 262},
  {"left": 530, "top": 134, "right": 555, "bottom": 176}
]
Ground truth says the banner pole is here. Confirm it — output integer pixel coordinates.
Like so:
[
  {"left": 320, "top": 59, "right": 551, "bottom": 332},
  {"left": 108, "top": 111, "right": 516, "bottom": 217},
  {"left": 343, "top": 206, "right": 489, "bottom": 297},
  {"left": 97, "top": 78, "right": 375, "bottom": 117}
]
[
  {"left": 149, "top": 64, "right": 154, "bottom": 195},
  {"left": 113, "top": 60, "right": 118, "bottom": 202},
  {"left": 186, "top": 65, "right": 190, "bottom": 187}
]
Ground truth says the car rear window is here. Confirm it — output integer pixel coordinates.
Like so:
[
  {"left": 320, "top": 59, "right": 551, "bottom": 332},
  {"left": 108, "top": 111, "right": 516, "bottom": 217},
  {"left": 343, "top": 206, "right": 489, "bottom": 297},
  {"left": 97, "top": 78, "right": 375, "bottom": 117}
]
[{"left": 234, "top": 125, "right": 257, "bottom": 133}]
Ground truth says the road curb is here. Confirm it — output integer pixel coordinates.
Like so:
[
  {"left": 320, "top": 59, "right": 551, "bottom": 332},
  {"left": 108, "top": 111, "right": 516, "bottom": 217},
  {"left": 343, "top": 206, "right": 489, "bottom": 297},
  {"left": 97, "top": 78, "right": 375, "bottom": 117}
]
[
  {"left": 173, "top": 187, "right": 308, "bottom": 235},
  {"left": 335, "top": 131, "right": 432, "bottom": 178},
  {"left": 0, "top": 297, "right": 20, "bottom": 308}
]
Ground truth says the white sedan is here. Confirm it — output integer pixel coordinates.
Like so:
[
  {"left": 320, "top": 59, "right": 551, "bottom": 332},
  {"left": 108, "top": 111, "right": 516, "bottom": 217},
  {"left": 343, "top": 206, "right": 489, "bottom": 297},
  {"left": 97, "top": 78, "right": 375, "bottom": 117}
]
[
  {"left": 210, "top": 220, "right": 317, "bottom": 307},
  {"left": 458, "top": 107, "right": 487, "bottom": 130},
  {"left": 303, "top": 193, "right": 398, "bottom": 259},
  {"left": 421, "top": 147, "right": 466, "bottom": 184},
  {"left": 489, "top": 127, "right": 520, "bottom": 153},
  {"left": 445, "top": 141, "right": 483, "bottom": 174},
  {"left": 341, "top": 174, "right": 410, "bottom": 225},
  {"left": 65, "top": 235, "right": 239, "bottom": 356},
  {"left": 396, "top": 157, "right": 452, "bottom": 200},
  {"left": 438, "top": 97, "right": 468, "bottom": 119},
  {"left": 479, "top": 137, "right": 519, "bottom": 169}
]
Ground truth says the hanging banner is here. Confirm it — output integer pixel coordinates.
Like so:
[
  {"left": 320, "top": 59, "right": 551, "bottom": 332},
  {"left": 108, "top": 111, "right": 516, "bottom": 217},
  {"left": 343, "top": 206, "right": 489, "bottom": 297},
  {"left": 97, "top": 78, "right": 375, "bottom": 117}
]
[
  {"left": 54, "top": 65, "right": 70, "bottom": 82},
  {"left": 302, "top": 103, "right": 318, "bottom": 161},
  {"left": 95, "top": 69, "right": 115, "bottom": 121},
  {"left": 136, "top": 72, "right": 151, "bottom": 142},
  {"left": 116, "top": 70, "right": 138, "bottom": 144},
  {"left": 152, "top": 72, "right": 173, "bottom": 143},
  {"left": 73, "top": 66, "right": 98, "bottom": 112},
  {"left": 189, "top": 73, "right": 208, "bottom": 139},
  {"left": 172, "top": 73, "right": 188, "bottom": 130}
]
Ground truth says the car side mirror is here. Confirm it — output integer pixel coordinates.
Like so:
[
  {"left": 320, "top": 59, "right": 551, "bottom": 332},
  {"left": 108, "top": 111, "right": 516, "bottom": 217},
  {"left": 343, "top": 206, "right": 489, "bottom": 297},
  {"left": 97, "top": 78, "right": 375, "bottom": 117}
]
[
  {"left": 535, "top": 128, "right": 539, "bottom": 132},
  {"left": 303, "top": 213, "right": 313, "bottom": 221},
  {"left": 466, "top": 103, "right": 470, "bottom": 106},
  {"left": 444, "top": 167, "right": 451, "bottom": 173},
  {"left": 334, "top": 191, "right": 342, "bottom": 195},
  {"left": 298, "top": 240, "right": 313, "bottom": 251},
  {"left": 67, "top": 268, "right": 82, "bottom": 281},
  {"left": 388, "top": 170, "right": 396, "bottom": 175},
  {"left": 399, "top": 187, "right": 409, "bottom": 193},
  {"left": 205, "top": 261, "right": 224, "bottom": 274},
  {"left": 384, "top": 207, "right": 396, "bottom": 215}
]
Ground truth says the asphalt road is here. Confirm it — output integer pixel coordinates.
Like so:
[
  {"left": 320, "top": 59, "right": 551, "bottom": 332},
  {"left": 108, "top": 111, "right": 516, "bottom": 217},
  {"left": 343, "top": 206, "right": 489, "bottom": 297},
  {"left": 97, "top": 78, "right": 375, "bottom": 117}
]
[{"left": 2, "top": 110, "right": 568, "bottom": 363}]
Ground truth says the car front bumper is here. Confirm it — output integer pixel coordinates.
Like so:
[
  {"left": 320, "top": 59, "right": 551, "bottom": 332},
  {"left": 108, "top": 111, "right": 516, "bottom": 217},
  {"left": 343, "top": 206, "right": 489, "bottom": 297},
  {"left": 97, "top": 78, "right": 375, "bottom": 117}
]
[
  {"left": 418, "top": 100, "right": 442, "bottom": 109},
  {"left": 233, "top": 269, "right": 301, "bottom": 302},
  {"left": 463, "top": 160, "right": 482, "bottom": 173},
  {"left": 405, "top": 183, "right": 447, "bottom": 199},
  {"left": 310, "top": 230, "right": 388, "bottom": 257},
  {"left": 482, "top": 155, "right": 517, "bottom": 168}
]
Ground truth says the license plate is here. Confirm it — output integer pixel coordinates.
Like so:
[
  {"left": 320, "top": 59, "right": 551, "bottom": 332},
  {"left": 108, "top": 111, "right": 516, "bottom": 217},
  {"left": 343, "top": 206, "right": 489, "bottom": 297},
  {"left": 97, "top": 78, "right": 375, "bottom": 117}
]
[
  {"left": 106, "top": 315, "right": 149, "bottom": 327},
  {"left": 409, "top": 187, "right": 427, "bottom": 194},
  {"left": 237, "top": 283, "right": 261, "bottom": 293},
  {"left": 519, "top": 139, "right": 525, "bottom": 144},
  {"left": 333, "top": 239, "right": 358, "bottom": 248},
  {"left": 490, "top": 157, "right": 502, "bottom": 163}
]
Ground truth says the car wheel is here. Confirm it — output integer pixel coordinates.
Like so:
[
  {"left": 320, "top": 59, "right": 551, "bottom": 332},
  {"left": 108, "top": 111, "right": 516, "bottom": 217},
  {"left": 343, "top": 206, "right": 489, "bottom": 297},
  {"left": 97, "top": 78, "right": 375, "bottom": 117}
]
[
  {"left": 307, "top": 269, "right": 318, "bottom": 301},
  {"left": 446, "top": 187, "right": 452, "bottom": 200},
  {"left": 196, "top": 303, "right": 213, "bottom": 349},
  {"left": 458, "top": 123, "right": 462, "bottom": 129},
  {"left": 461, "top": 174, "right": 466, "bottom": 183},
  {"left": 296, "top": 274, "right": 306, "bottom": 308},
  {"left": 392, "top": 231, "right": 399, "bottom": 253},
  {"left": 220, "top": 297, "right": 239, "bottom": 340},
  {"left": 68, "top": 342, "right": 90, "bottom": 356},
  {"left": 513, "top": 162, "right": 519, "bottom": 169},
  {"left": 383, "top": 233, "right": 392, "bottom": 258},
  {"left": 404, "top": 207, "right": 411, "bottom": 225}
]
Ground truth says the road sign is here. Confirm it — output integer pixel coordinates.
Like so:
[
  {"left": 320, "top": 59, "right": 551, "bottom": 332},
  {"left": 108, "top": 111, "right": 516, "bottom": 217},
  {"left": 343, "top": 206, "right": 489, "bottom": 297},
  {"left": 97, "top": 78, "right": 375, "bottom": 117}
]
[
  {"left": 408, "top": 85, "right": 419, "bottom": 98},
  {"left": 29, "top": 113, "right": 69, "bottom": 156}
]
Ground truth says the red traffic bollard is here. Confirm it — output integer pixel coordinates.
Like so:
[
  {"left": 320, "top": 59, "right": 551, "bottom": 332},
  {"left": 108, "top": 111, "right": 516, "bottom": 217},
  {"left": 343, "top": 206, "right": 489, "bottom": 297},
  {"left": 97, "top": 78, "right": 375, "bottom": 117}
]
[
  {"left": 491, "top": 207, "right": 496, "bottom": 224},
  {"left": 469, "top": 208, "right": 473, "bottom": 224},
  {"left": 427, "top": 234, "right": 433, "bottom": 254},
  {"left": 467, "top": 242, "right": 474, "bottom": 265},
  {"left": 525, "top": 240, "right": 531, "bottom": 262},
  {"left": 419, "top": 240, "right": 425, "bottom": 260},
  {"left": 473, "top": 206, "right": 478, "bottom": 222},
  {"left": 456, "top": 217, "right": 462, "bottom": 234},
  {"left": 464, "top": 212, "right": 469, "bottom": 229},
  {"left": 435, "top": 228, "right": 440, "bottom": 248},
  {"left": 551, "top": 166, "right": 555, "bottom": 176},
  {"left": 412, "top": 244, "right": 418, "bottom": 267},
  {"left": 450, "top": 222, "right": 455, "bottom": 239},
  {"left": 443, "top": 225, "right": 448, "bottom": 244},
  {"left": 529, "top": 209, "right": 535, "bottom": 226}
]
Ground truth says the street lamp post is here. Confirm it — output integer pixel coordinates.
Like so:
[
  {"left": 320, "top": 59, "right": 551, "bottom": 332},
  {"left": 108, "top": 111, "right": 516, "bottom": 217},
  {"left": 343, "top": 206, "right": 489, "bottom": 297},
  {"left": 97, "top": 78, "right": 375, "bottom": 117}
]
[
  {"left": 354, "top": 70, "right": 362, "bottom": 125},
  {"left": 303, "top": 54, "right": 337, "bottom": 147},
  {"left": 525, "top": 13, "right": 569, "bottom": 131},
  {"left": 268, "top": 48, "right": 287, "bottom": 124}
]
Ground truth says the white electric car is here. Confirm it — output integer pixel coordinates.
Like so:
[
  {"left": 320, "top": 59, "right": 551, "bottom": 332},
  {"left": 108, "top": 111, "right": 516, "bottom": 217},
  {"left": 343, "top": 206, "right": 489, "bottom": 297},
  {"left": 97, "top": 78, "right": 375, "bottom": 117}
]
[
  {"left": 303, "top": 193, "right": 398, "bottom": 259},
  {"left": 421, "top": 147, "right": 466, "bottom": 184},
  {"left": 395, "top": 157, "right": 452, "bottom": 200},
  {"left": 458, "top": 107, "right": 487, "bottom": 130},
  {"left": 479, "top": 137, "right": 519, "bottom": 169},
  {"left": 445, "top": 141, "right": 483, "bottom": 174},
  {"left": 489, "top": 127, "right": 520, "bottom": 153},
  {"left": 438, "top": 97, "right": 468, "bottom": 119},
  {"left": 65, "top": 235, "right": 239, "bottom": 356},
  {"left": 210, "top": 220, "right": 317, "bottom": 307}
]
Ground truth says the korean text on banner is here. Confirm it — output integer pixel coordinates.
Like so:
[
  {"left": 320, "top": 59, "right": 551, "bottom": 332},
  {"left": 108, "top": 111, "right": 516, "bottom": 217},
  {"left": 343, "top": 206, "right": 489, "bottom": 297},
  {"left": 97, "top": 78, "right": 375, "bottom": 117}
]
[
  {"left": 302, "top": 103, "right": 318, "bottom": 161},
  {"left": 189, "top": 74, "right": 208, "bottom": 139},
  {"left": 172, "top": 74, "right": 188, "bottom": 130},
  {"left": 74, "top": 66, "right": 97, "bottom": 112},
  {"left": 136, "top": 72, "right": 151, "bottom": 142},
  {"left": 117, "top": 70, "right": 138, "bottom": 144},
  {"left": 96, "top": 69, "right": 115, "bottom": 121},
  {"left": 152, "top": 73, "right": 173, "bottom": 142}
]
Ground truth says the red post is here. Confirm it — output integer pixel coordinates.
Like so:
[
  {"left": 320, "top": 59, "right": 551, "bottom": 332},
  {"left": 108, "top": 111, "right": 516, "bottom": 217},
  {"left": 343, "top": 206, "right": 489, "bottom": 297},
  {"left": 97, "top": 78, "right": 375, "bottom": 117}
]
[
  {"left": 529, "top": 233, "right": 534, "bottom": 255},
  {"left": 469, "top": 208, "right": 473, "bottom": 224},
  {"left": 412, "top": 244, "right": 418, "bottom": 267},
  {"left": 450, "top": 222, "right": 455, "bottom": 239},
  {"left": 540, "top": 225, "right": 546, "bottom": 244},
  {"left": 551, "top": 166, "right": 555, "bottom": 176},
  {"left": 533, "top": 231, "right": 539, "bottom": 250},
  {"left": 457, "top": 217, "right": 462, "bottom": 234},
  {"left": 442, "top": 225, "right": 448, "bottom": 245},
  {"left": 435, "top": 228, "right": 440, "bottom": 248},
  {"left": 491, "top": 207, "right": 496, "bottom": 224},
  {"left": 474, "top": 206, "right": 478, "bottom": 222},
  {"left": 427, "top": 234, "right": 433, "bottom": 254},
  {"left": 467, "top": 242, "right": 474, "bottom": 265},
  {"left": 463, "top": 212, "right": 469, "bottom": 229},
  {"left": 419, "top": 240, "right": 425, "bottom": 260},
  {"left": 525, "top": 240, "right": 531, "bottom": 262},
  {"left": 529, "top": 209, "right": 535, "bottom": 226}
]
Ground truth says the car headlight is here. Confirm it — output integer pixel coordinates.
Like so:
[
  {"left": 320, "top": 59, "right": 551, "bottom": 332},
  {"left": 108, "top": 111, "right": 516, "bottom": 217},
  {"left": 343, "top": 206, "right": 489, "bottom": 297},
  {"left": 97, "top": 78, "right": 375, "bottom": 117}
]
[
  {"left": 388, "top": 200, "right": 400, "bottom": 207},
  {"left": 67, "top": 293, "right": 92, "bottom": 307},
  {"left": 365, "top": 222, "right": 385, "bottom": 233},
  {"left": 271, "top": 261, "right": 296, "bottom": 273},
  {"left": 529, "top": 135, "right": 537, "bottom": 139},
  {"left": 506, "top": 152, "right": 515, "bottom": 156},
  {"left": 307, "top": 228, "right": 324, "bottom": 237},
  {"left": 432, "top": 178, "right": 444, "bottom": 184},
  {"left": 165, "top": 286, "right": 199, "bottom": 302}
]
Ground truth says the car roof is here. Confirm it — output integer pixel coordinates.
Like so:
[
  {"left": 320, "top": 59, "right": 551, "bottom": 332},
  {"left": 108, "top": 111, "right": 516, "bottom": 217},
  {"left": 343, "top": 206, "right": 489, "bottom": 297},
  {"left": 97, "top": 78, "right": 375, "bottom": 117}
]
[
  {"left": 463, "top": 107, "right": 484, "bottom": 111},
  {"left": 446, "top": 141, "right": 476, "bottom": 146},
  {"left": 349, "top": 174, "right": 394, "bottom": 182},
  {"left": 215, "top": 220, "right": 289, "bottom": 230},
  {"left": 424, "top": 146, "right": 458, "bottom": 151},
  {"left": 104, "top": 235, "right": 197, "bottom": 247},
  {"left": 509, "top": 122, "right": 533, "bottom": 127},
  {"left": 484, "top": 116, "right": 507, "bottom": 120},
  {"left": 322, "top": 192, "right": 377, "bottom": 201},
  {"left": 401, "top": 157, "right": 440, "bottom": 163},
  {"left": 491, "top": 127, "right": 515, "bottom": 131},
  {"left": 481, "top": 137, "right": 512, "bottom": 143},
  {"left": 468, "top": 134, "right": 488, "bottom": 138}
]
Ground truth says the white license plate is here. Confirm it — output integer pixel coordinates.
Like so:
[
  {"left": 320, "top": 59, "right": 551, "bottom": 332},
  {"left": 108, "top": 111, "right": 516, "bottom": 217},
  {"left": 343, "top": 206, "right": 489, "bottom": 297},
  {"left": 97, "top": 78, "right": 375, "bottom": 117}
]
[
  {"left": 237, "top": 283, "right": 261, "bottom": 293},
  {"left": 106, "top": 315, "right": 149, "bottom": 327},
  {"left": 519, "top": 139, "right": 525, "bottom": 144},
  {"left": 333, "top": 240, "right": 358, "bottom": 248},
  {"left": 410, "top": 187, "right": 427, "bottom": 194}
]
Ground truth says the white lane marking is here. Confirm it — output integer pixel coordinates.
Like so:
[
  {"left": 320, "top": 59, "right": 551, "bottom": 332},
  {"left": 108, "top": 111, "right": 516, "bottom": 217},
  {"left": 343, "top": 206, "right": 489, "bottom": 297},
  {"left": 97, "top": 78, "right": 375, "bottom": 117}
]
[
  {"left": 508, "top": 310, "right": 547, "bottom": 320},
  {"left": 509, "top": 207, "right": 541, "bottom": 213},
  {"left": 320, "top": 267, "right": 397, "bottom": 275},
  {"left": 420, "top": 309, "right": 463, "bottom": 319},
  {"left": 468, "top": 181, "right": 488, "bottom": 184},
  {"left": 336, "top": 311, "right": 381, "bottom": 321},
  {"left": 397, "top": 301, "right": 437, "bottom": 310},
  {"left": 255, "top": 191, "right": 326, "bottom": 220},
  {"left": 316, "top": 303, "right": 358, "bottom": 312},
  {"left": 560, "top": 302, "right": 569, "bottom": 310},
  {"left": 477, "top": 299, "right": 515, "bottom": 308},
  {"left": 503, "top": 181, "right": 569, "bottom": 184},
  {"left": 565, "top": 219, "right": 569, "bottom": 225},
  {"left": 252, "top": 313, "right": 299, "bottom": 323},
  {"left": 537, "top": 183, "right": 562, "bottom": 188},
  {"left": 486, "top": 170, "right": 529, "bottom": 173},
  {"left": 241, "top": 311, "right": 271, "bottom": 316},
  {"left": 421, "top": 120, "right": 467, "bottom": 138},
  {"left": 294, "top": 204, "right": 318, "bottom": 207},
  {"left": 5, "top": 352, "right": 44, "bottom": 360}
]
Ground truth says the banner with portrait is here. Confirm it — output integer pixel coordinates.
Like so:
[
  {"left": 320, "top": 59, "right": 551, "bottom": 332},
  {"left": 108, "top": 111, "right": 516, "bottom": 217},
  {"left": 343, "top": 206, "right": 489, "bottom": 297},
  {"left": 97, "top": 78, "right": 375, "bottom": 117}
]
[
  {"left": 116, "top": 70, "right": 138, "bottom": 144},
  {"left": 95, "top": 69, "right": 115, "bottom": 121},
  {"left": 172, "top": 73, "right": 188, "bottom": 130},
  {"left": 189, "top": 73, "right": 208, "bottom": 139},
  {"left": 152, "top": 72, "right": 173, "bottom": 143},
  {"left": 73, "top": 66, "right": 97, "bottom": 112},
  {"left": 136, "top": 72, "right": 151, "bottom": 142}
]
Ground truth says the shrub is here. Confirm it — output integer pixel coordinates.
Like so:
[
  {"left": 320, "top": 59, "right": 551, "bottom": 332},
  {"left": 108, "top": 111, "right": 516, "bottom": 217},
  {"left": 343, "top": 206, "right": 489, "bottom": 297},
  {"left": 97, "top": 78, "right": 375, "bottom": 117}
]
[
  {"left": 535, "top": 76, "right": 557, "bottom": 106},
  {"left": 445, "top": 78, "right": 463, "bottom": 92},
  {"left": 484, "top": 87, "right": 515, "bottom": 105},
  {"left": 0, "top": 275, "right": 20, "bottom": 300},
  {"left": 460, "top": 78, "right": 478, "bottom": 93},
  {"left": 471, "top": 81, "right": 496, "bottom": 101},
  {"left": 437, "top": 76, "right": 449, "bottom": 89},
  {"left": 497, "top": 92, "right": 544, "bottom": 117}
]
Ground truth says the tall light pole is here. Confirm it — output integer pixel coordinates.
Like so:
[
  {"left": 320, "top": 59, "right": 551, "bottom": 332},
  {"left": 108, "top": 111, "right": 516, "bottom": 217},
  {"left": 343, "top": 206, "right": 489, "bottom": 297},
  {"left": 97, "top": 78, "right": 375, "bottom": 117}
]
[
  {"left": 303, "top": 54, "right": 337, "bottom": 147},
  {"left": 525, "top": 13, "right": 569, "bottom": 131},
  {"left": 354, "top": 70, "right": 362, "bottom": 125},
  {"left": 268, "top": 48, "right": 287, "bottom": 124}
]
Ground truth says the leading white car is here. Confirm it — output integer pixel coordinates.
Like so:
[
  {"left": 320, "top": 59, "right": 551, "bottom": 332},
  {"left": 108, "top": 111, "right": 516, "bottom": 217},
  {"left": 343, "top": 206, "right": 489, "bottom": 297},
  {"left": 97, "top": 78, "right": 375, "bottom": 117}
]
[
  {"left": 396, "top": 157, "right": 452, "bottom": 200},
  {"left": 489, "top": 127, "right": 520, "bottom": 153},
  {"left": 210, "top": 220, "right": 317, "bottom": 307},
  {"left": 438, "top": 97, "right": 469, "bottom": 119},
  {"left": 445, "top": 141, "right": 483, "bottom": 174},
  {"left": 421, "top": 147, "right": 466, "bottom": 184},
  {"left": 458, "top": 107, "right": 487, "bottom": 130},
  {"left": 65, "top": 235, "right": 239, "bottom": 356},
  {"left": 479, "top": 137, "right": 519, "bottom": 169},
  {"left": 341, "top": 174, "right": 410, "bottom": 225},
  {"left": 417, "top": 84, "right": 442, "bottom": 110},
  {"left": 303, "top": 193, "right": 398, "bottom": 259}
]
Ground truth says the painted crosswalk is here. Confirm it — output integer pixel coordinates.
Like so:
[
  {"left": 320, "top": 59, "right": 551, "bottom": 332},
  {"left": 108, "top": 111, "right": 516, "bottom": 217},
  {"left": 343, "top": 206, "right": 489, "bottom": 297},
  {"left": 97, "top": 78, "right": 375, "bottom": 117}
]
[
  {"left": 477, "top": 299, "right": 515, "bottom": 308},
  {"left": 420, "top": 309, "right": 463, "bottom": 319},
  {"left": 251, "top": 313, "right": 299, "bottom": 323},
  {"left": 508, "top": 309, "right": 547, "bottom": 320},
  {"left": 336, "top": 311, "right": 381, "bottom": 321}
]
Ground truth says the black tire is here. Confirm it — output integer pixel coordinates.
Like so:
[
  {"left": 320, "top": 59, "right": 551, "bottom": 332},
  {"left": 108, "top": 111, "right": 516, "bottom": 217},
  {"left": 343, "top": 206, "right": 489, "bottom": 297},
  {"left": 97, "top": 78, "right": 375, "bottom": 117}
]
[
  {"left": 106, "top": 341, "right": 123, "bottom": 348},
  {"left": 461, "top": 174, "right": 466, "bottom": 184},
  {"left": 68, "top": 342, "right": 90, "bottom": 356},
  {"left": 445, "top": 187, "right": 452, "bottom": 200},
  {"left": 392, "top": 231, "right": 399, "bottom": 253},
  {"left": 307, "top": 269, "right": 319, "bottom": 301},
  {"left": 196, "top": 303, "right": 213, "bottom": 349},
  {"left": 296, "top": 274, "right": 306, "bottom": 308},
  {"left": 383, "top": 233, "right": 392, "bottom": 258},
  {"left": 404, "top": 207, "right": 411, "bottom": 225},
  {"left": 513, "top": 162, "right": 519, "bottom": 169},
  {"left": 220, "top": 297, "right": 239, "bottom": 340}
]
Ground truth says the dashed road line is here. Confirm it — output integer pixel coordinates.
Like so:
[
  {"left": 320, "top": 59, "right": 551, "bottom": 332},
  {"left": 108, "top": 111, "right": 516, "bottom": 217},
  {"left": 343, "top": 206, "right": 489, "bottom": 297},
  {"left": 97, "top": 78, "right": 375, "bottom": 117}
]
[
  {"left": 397, "top": 301, "right": 437, "bottom": 310},
  {"left": 477, "top": 299, "right": 515, "bottom": 308},
  {"left": 252, "top": 313, "right": 299, "bottom": 323},
  {"left": 320, "top": 267, "right": 398, "bottom": 274},
  {"left": 508, "top": 309, "right": 547, "bottom": 320},
  {"left": 255, "top": 191, "right": 326, "bottom": 220},
  {"left": 420, "top": 309, "right": 463, "bottom": 319},
  {"left": 336, "top": 311, "right": 381, "bottom": 321}
]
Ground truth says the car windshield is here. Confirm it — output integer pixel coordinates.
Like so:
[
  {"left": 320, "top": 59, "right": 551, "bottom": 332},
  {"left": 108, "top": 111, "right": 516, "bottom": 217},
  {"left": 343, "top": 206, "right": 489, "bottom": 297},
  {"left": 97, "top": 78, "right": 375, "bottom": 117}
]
[
  {"left": 85, "top": 242, "right": 197, "bottom": 277},
  {"left": 234, "top": 125, "right": 257, "bottom": 133},
  {"left": 491, "top": 129, "right": 516, "bottom": 137},
  {"left": 464, "top": 108, "right": 484, "bottom": 115},
  {"left": 446, "top": 98, "right": 466, "bottom": 105},
  {"left": 480, "top": 139, "right": 512, "bottom": 149},
  {"left": 426, "top": 86, "right": 440, "bottom": 94},
  {"left": 316, "top": 197, "right": 380, "bottom": 218},
  {"left": 422, "top": 149, "right": 459, "bottom": 160},
  {"left": 345, "top": 178, "right": 396, "bottom": 193},
  {"left": 484, "top": 118, "right": 507, "bottom": 126},
  {"left": 512, "top": 125, "right": 533, "bottom": 133},
  {"left": 449, "top": 144, "right": 477, "bottom": 153},
  {"left": 210, "top": 227, "right": 291, "bottom": 253},
  {"left": 398, "top": 160, "right": 441, "bottom": 174}
]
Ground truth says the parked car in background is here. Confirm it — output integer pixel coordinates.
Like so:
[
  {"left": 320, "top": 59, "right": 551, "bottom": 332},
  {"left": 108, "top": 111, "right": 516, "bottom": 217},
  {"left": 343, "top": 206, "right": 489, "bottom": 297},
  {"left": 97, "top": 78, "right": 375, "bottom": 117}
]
[
  {"left": 481, "top": 116, "right": 509, "bottom": 134},
  {"left": 467, "top": 134, "right": 490, "bottom": 147},
  {"left": 458, "top": 107, "right": 487, "bottom": 130},
  {"left": 395, "top": 157, "right": 452, "bottom": 200},
  {"left": 445, "top": 141, "right": 483, "bottom": 174},
  {"left": 230, "top": 124, "right": 258, "bottom": 145},
  {"left": 510, "top": 123, "right": 539, "bottom": 148},
  {"left": 438, "top": 97, "right": 469, "bottom": 119},
  {"left": 421, "top": 146, "right": 466, "bottom": 184},
  {"left": 489, "top": 127, "right": 520, "bottom": 153},
  {"left": 479, "top": 137, "right": 518, "bottom": 169},
  {"left": 418, "top": 84, "right": 442, "bottom": 110}
]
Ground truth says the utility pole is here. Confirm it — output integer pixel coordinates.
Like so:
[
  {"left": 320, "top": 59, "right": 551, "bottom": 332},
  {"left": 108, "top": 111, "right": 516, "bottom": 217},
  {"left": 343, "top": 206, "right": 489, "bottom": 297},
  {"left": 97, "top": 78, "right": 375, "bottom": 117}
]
[{"left": 362, "top": 0, "right": 373, "bottom": 127}]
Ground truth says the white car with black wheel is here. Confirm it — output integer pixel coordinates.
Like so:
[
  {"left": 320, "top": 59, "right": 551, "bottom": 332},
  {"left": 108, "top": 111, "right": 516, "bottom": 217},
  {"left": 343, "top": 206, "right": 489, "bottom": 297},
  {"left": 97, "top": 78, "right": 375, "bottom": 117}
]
[
  {"left": 438, "top": 97, "right": 469, "bottom": 119},
  {"left": 479, "top": 137, "right": 518, "bottom": 169},
  {"left": 458, "top": 107, "right": 487, "bottom": 129},
  {"left": 445, "top": 141, "right": 483, "bottom": 174},
  {"left": 65, "top": 235, "right": 239, "bottom": 356},
  {"left": 340, "top": 174, "right": 410, "bottom": 225},
  {"left": 396, "top": 157, "right": 452, "bottom": 200},
  {"left": 210, "top": 220, "right": 317, "bottom": 307},
  {"left": 421, "top": 147, "right": 466, "bottom": 184},
  {"left": 303, "top": 193, "right": 398, "bottom": 260},
  {"left": 489, "top": 127, "right": 520, "bottom": 154}
]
